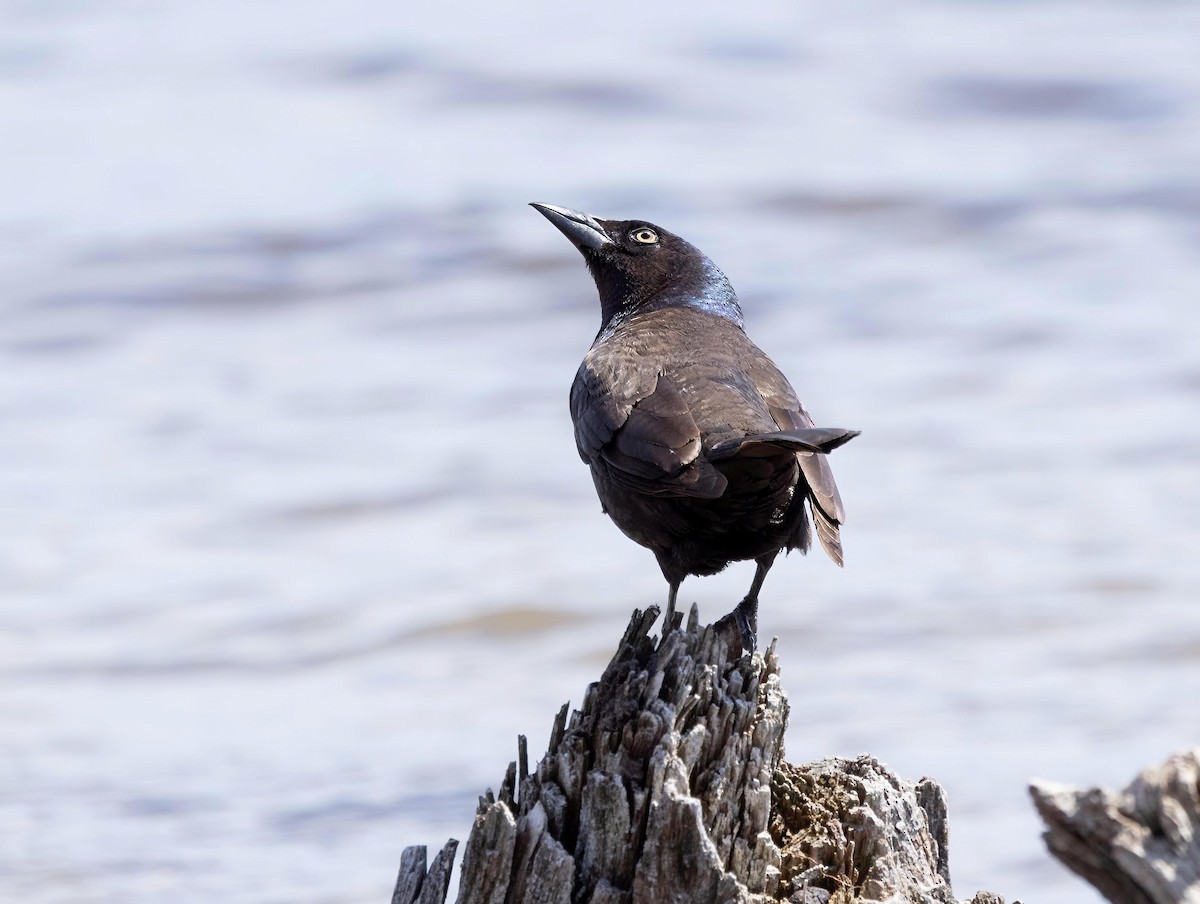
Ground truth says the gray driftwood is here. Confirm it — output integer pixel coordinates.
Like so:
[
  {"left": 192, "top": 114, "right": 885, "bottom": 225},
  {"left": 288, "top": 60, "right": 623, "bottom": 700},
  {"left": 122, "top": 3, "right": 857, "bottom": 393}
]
[
  {"left": 1030, "top": 748, "right": 1200, "bottom": 904},
  {"left": 394, "top": 606, "right": 1009, "bottom": 903}
]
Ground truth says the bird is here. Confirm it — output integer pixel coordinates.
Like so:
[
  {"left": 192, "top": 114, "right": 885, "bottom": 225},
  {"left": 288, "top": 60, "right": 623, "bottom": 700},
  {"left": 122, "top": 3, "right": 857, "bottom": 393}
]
[{"left": 531, "top": 202, "right": 858, "bottom": 654}]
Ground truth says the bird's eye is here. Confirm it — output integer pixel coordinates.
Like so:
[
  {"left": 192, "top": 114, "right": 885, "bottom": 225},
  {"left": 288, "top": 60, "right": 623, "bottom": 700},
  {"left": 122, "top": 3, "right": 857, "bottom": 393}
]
[{"left": 630, "top": 228, "right": 658, "bottom": 245}]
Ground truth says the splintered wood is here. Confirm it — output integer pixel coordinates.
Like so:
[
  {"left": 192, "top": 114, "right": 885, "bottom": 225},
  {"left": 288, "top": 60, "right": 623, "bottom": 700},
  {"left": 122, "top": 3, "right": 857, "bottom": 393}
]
[
  {"left": 1031, "top": 748, "right": 1200, "bottom": 904},
  {"left": 393, "top": 607, "right": 1009, "bottom": 904}
]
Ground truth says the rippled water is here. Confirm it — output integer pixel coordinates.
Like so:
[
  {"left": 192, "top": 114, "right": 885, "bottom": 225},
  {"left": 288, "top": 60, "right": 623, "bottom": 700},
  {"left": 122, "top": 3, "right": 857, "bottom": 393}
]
[{"left": 3, "top": 2, "right": 1199, "bottom": 902}]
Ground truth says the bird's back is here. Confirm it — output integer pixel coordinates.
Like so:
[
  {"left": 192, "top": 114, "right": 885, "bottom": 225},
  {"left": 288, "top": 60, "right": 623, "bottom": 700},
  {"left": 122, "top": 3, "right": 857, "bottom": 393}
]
[
  {"left": 582, "top": 306, "right": 791, "bottom": 443},
  {"left": 573, "top": 305, "right": 842, "bottom": 574}
]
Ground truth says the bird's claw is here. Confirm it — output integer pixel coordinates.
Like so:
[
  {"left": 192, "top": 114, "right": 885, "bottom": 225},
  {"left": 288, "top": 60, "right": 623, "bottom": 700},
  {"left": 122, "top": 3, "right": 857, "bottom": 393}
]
[
  {"left": 716, "top": 596, "right": 759, "bottom": 656},
  {"left": 734, "top": 603, "right": 758, "bottom": 656}
]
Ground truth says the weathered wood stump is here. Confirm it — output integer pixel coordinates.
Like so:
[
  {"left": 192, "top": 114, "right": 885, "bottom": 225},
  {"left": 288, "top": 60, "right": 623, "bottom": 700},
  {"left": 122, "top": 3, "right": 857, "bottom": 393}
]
[
  {"left": 394, "top": 607, "right": 1010, "bottom": 904},
  {"left": 1030, "top": 748, "right": 1200, "bottom": 904}
]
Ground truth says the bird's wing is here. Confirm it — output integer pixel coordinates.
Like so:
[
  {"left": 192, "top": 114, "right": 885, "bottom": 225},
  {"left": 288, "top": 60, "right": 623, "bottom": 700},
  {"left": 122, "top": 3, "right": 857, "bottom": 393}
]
[
  {"left": 767, "top": 401, "right": 847, "bottom": 520},
  {"left": 736, "top": 346, "right": 850, "bottom": 562},
  {"left": 570, "top": 359, "right": 727, "bottom": 499},
  {"left": 761, "top": 399, "right": 845, "bottom": 563},
  {"left": 745, "top": 353, "right": 847, "bottom": 523}
]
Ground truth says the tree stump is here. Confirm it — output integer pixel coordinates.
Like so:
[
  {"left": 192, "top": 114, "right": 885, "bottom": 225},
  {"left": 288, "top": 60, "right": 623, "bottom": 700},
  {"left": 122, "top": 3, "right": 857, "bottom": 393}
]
[
  {"left": 393, "top": 607, "right": 1009, "bottom": 904},
  {"left": 1030, "top": 748, "right": 1200, "bottom": 904}
]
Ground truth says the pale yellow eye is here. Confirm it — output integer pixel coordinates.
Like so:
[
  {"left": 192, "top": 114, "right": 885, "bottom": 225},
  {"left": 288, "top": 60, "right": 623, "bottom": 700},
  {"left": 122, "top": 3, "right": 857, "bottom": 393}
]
[{"left": 630, "top": 228, "right": 658, "bottom": 244}]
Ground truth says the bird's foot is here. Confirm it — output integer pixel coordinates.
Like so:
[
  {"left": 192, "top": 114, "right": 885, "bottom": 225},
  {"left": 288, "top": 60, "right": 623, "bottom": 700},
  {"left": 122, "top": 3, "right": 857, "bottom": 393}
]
[
  {"left": 716, "top": 596, "right": 759, "bottom": 656},
  {"left": 734, "top": 596, "right": 758, "bottom": 655}
]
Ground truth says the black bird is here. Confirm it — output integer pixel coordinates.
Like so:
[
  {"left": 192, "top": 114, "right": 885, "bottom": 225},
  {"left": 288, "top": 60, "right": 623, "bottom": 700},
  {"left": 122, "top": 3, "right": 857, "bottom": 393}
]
[{"left": 531, "top": 203, "right": 857, "bottom": 653}]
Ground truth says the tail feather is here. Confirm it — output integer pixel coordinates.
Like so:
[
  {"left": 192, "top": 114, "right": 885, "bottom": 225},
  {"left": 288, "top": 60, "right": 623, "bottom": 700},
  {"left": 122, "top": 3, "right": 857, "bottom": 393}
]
[
  {"left": 798, "top": 448, "right": 845, "bottom": 524},
  {"left": 812, "top": 502, "right": 844, "bottom": 567},
  {"left": 708, "top": 427, "right": 859, "bottom": 462},
  {"left": 711, "top": 424, "right": 857, "bottom": 568}
]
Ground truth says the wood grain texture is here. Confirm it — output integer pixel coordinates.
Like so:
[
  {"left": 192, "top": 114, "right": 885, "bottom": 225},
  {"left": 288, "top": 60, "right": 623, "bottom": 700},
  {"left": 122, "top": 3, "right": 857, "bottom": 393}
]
[
  {"left": 1030, "top": 748, "right": 1200, "bottom": 904},
  {"left": 392, "top": 845, "right": 426, "bottom": 904},
  {"left": 395, "top": 608, "right": 1011, "bottom": 903}
]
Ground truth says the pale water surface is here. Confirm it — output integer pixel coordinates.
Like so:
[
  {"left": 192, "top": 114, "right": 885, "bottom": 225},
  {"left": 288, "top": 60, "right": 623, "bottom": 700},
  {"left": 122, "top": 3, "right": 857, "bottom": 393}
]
[{"left": 2, "top": 2, "right": 1200, "bottom": 902}]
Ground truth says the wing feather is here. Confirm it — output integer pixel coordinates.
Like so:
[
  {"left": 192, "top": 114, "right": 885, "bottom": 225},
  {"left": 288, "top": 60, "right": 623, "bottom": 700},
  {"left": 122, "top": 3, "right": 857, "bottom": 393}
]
[
  {"left": 570, "top": 361, "right": 726, "bottom": 498},
  {"left": 766, "top": 401, "right": 849, "bottom": 565}
]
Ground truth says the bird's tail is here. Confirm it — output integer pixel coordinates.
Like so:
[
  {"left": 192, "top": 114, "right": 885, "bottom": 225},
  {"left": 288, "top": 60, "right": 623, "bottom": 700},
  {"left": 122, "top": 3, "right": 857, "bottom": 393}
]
[
  {"left": 709, "top": 426, "right": 858, "bottom": 567},
  {"left": 796, "top": 440, "right": 850, "bottom": 566},
  {"left": 809, "top": 499, "right": 844, "bottom": 566},
  {"left": 707, "top": 427, "right": 859, "bottom": 462}
]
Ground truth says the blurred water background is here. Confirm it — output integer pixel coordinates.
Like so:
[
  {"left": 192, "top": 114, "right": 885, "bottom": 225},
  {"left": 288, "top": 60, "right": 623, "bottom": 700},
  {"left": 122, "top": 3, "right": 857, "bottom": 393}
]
[{"left": 2, "top": 1, "right": 1199, "bottom": 902}]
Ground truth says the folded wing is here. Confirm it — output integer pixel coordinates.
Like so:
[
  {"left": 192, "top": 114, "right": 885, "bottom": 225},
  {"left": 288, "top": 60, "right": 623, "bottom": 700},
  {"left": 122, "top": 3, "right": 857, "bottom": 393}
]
[{"left": 570, "top": 363, "right": 727, "bottom": 498}]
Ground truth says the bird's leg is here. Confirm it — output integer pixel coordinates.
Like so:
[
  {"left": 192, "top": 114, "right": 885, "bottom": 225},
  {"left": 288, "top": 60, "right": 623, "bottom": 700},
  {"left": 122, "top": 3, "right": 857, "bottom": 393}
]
[
  {"left": 731, "top": 552, "right": 778, "bottom": 655},
  {"left": 656, "top": 550, "right": 686, "bottom": 637},
  {"left": 663, "top": 579, "right": 681, "bottom": 635}
]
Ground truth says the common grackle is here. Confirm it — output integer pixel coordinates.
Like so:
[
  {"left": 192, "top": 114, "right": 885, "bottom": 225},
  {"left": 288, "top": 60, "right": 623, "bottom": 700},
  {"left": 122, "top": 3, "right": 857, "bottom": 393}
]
[{"left": 531, "top": 203, "right": 858, "bottom": 653}]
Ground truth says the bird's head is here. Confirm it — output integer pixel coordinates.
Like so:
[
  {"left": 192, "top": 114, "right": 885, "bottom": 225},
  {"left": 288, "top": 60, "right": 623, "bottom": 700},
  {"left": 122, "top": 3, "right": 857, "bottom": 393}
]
[{"left": 530, "top": 202, "right": 742, "bottom": 332}]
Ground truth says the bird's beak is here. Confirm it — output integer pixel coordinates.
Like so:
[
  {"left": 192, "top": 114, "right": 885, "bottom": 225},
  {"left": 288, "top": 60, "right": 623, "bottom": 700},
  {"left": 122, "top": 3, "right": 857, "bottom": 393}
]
[{"left": 530, "top": 202, "right": 614, "bottom": 251}]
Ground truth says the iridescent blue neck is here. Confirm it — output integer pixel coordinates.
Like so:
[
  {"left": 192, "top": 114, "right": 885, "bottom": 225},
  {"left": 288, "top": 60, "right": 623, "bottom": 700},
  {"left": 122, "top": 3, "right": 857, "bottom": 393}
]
[
  {"left": 595, "top": 251, "right": 743, "bottom": 338},
  {"left": 652, "top": 256, "right": 743, "bottom": 327}
]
